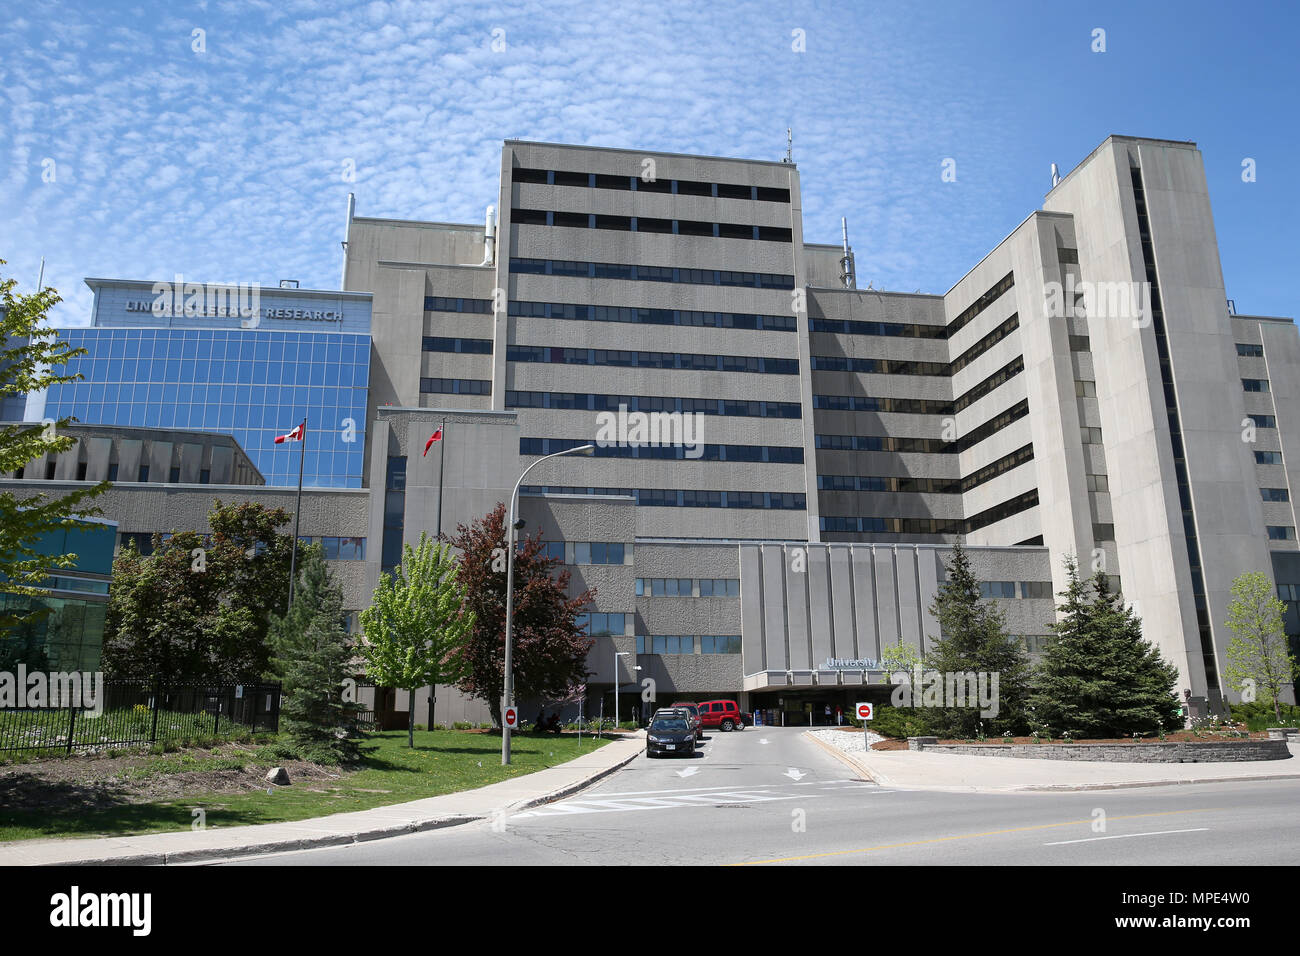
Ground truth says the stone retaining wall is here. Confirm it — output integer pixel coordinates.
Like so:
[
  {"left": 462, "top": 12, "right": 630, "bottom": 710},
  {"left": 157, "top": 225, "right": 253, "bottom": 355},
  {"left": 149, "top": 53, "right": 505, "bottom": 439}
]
[{"left": 905, "top": 737, "right": 1291, "bottom": 762}]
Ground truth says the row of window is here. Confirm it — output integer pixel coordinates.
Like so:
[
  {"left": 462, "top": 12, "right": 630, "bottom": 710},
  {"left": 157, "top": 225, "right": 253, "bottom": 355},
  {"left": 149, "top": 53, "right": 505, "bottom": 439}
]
[
  {"left": 819, "top": 489, "right": 1040, "bottom": 536},
  {"left": 811, "top": 356, "right": 950, "bottom": 377},
  {"left": 979, "top": 581, "right": 1053, "bottom": 599},
  {"left": 537, "top": 541, "right": 628, "bottom": 565},
  {"left": 1250, "top": 415, "right": 1277, "bottom": 429},
  {"left": 947, "top": 272, "right": 1015, "bottom": 339},
  {"left": 422, "top": 337, "right": 492, "bottom": 354},
  {"left": 1257, "top": 451, "right": 1285, "bottom": 464},
  {"left": 420, "top": 378, "right": 491, "bottom": 395},
  {"left": 809, "top": 317, "right": 947, "bottom": 340},
  {"left": 636, "top": 578, "right": 740, "bottom": 597},
  {"left": 816, "top": 399, "right": 1030, "bottom": 457},
  {"left": 299, "top": 536, "right": 367, "bottom": 560},
  {"left": 1261, "top": 487, "right": 1290, "bottom": 502},
  {"left": 507, "top": 345, "right": 799, "bottom": 375},
  {"left": 513, "top": 166, "right": 791, "bottom": 203},
  {"left": 1268, "top": 526, "right": 1296, "bottom": 541},
  {"left": 817, "top": 445, "right": 1036, "bottom": 497},
  {"left": 507, "top": 391, "right": 801, "bottom": 419},
  {"left": 1243, "top": 378, "right": 1270, "bottom": 392},
  {"left": 1237, "top": 343, "right": 1264, "bottom": 357},
  {"left": 510, "top": 258, "right": 795, "bottom": 290},
  {"left": 509, "top": 300, "right": 797, "bottom": 332},
  {"left": 634, "top": 635, "right": 743, "bottom": 655},
  {"left": 425, "top": 296, "right": 493, "bottom": 313},
  {"left": 949, "top": 314, "right": 1020, "bottom": 376},
  {"left": 519, "top": 486, "right": 805, "bottom": 509},
  {"left": 512, "top": 208, "right": 794, "bottom": 243},
  {"left": 521, "top": 437, "right": 804, "bottom": 463},
  {"left": 814, "top": 394, "right": 954, "bottom": 415},
  {"left": 575, "top": 612, "right": 629, "bottom": 636},
  {"left": 954, "top": 355, "right": 1025, "bottom": 414}
]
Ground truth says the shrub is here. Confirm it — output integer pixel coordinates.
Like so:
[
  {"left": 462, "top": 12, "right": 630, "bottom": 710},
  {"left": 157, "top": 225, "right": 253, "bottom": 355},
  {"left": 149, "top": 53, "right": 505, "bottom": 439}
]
[
  {"left": 868, "top": 706, "right": 931, "bottom": 740},
  {"left": 1229, "top": 700, "right": 1300, "bottom": 731},
  {"left": 452, "top": 721, "right": 473, "bottom": 730}
]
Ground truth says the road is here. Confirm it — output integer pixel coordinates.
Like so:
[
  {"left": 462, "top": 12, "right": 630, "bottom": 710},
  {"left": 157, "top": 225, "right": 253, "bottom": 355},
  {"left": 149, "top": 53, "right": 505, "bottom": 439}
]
[{"left": 226, "top": 727, "right": 1300, "bottom": 866}]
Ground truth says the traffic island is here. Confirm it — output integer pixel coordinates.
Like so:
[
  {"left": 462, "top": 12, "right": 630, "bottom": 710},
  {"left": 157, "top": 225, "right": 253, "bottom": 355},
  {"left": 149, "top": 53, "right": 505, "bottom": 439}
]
[{"left": 904, "top": 737, "right": 1291, "bottom": 762}]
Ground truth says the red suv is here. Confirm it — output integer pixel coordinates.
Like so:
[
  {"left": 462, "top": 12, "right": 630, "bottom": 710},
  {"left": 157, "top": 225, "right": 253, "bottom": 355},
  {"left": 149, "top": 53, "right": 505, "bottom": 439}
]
[{"left": 696, "top": 699, "right": 748, "bottom": 732}]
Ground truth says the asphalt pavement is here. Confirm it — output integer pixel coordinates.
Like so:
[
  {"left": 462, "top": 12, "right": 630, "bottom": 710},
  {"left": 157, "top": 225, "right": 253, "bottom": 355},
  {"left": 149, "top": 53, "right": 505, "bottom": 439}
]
[{"left": 224, "top": 727, "right": 1300, "bottom": 866}]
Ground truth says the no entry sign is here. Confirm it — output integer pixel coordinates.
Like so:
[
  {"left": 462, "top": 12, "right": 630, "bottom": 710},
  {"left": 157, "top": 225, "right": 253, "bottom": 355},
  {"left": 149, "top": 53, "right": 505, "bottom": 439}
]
[
  {"left": 504, "top": 707, "right": 518, "bottom": 729},
  {"left": 856, "top": 702, "right": 874, "bottom": 721}
]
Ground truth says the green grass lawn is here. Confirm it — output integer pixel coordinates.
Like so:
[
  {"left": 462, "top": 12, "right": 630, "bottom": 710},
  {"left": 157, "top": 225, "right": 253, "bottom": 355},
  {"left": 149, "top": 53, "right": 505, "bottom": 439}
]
[{"left": 0, "top": 729, "right": 611, "bottom": 842}]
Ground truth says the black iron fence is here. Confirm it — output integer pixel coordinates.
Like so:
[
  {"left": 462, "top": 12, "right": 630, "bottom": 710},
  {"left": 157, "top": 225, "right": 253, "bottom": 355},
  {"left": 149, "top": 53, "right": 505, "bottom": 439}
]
[{"left": 0, "top": 681, "right": 281, "bottom": 757}]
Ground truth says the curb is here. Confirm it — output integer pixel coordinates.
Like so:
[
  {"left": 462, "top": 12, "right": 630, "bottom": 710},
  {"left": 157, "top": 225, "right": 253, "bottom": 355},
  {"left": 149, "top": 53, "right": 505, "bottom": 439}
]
[
  {"left": 802, "top": 731, "right": 881, "bottom": 784},
  {"left": 30, "top": 738, "right": 645, "bottom": 867},
  {"left": 802, "top": 734, "right": 1300, "bottom": 794}
]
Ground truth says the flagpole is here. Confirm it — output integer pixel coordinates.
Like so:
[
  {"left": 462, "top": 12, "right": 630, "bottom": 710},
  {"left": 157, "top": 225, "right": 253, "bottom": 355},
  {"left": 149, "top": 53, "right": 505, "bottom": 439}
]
[
  {"left": 287, "top": 417, "right": 306, "bottom": 610},
  {"left": 435, "top": 418, "right": 447, "bottom": 538}
]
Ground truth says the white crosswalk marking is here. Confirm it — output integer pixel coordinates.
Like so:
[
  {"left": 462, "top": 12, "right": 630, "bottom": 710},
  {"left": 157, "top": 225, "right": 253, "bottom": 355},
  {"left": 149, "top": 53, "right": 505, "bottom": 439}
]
[{"left": 511, "top": 781, "right": 878, "bottom": 819}]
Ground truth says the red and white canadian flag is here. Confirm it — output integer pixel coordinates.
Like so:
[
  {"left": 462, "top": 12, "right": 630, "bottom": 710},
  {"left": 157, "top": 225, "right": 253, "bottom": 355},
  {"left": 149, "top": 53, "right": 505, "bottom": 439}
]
[
  {"left": 274, "top": 422, "right": 305, "bottom": 444},
  {"left": 423, "top": 428, "right": 443, "bottom": 456}
]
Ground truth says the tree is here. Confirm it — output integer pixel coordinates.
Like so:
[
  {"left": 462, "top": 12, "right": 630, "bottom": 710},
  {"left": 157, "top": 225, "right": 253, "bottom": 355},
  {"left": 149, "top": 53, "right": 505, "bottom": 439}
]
[
  {"left": 102, "top": 500, "right": 296, "bottom": 684},
  {"left": 0, "top": 263, "right": 109, "bottom": 629},
  {"left": 1223, "top": 571, "right": 1296, "bottom": 723},
  {"left": 358, "top": 533, "right": 475, "bottom": 748},
  {"left": 267, "top": 547, "right": 363, "bottom": 764},
  {"left": 1030, "top": 556, "right": 1181, "bottom": 738},
  {"left": 449, "top": 503, "right": 595, "bottom": 728},
  {"left": 922, "top": 542, "right": 1033, "bottom": 737}
]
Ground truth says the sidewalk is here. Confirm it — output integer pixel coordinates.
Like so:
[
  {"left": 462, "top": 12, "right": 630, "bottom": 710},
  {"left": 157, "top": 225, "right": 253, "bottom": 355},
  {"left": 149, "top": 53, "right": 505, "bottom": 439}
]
[
  {"left": 805, "top": 730, "right": 1300, "bottom": 793},
  {"left": 0, "top": 733, "right": 645, "bottom": 866}
]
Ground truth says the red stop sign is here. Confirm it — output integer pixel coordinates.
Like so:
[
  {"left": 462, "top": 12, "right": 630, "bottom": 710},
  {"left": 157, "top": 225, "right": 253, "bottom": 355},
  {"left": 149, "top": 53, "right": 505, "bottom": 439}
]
[
  {"left": 856, "top": 702, "right": 873, "bottom": 720},
  {"left": 504, "top": 707, "right": 518, "bottom": 729}
]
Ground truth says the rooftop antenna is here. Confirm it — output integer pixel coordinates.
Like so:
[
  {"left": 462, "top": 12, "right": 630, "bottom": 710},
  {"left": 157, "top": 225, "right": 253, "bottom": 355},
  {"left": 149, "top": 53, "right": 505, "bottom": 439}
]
[
  {"left": 340, "top": 193, "right": 355, "bottom": 289},
  {"left": 839, "top": 217, "right": 856, "bottom": 290},
  {"left": 782, "top": 128, "right": 793, "bottom": 164},
  {"left": 1050, "top": 163, "right": 1061, "bottom": 188}
]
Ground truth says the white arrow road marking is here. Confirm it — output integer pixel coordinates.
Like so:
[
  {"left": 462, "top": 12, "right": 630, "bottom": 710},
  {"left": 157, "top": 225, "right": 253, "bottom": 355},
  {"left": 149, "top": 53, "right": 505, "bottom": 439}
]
[
  {"left": 675, "top": 766, "right": 699, "bottom": 778},
  {"left": 784, "top": 768, "right": 806, "bottom": 781},
  {"left": 1043, "top": 828, "right": 1210, "bottom": 846}
]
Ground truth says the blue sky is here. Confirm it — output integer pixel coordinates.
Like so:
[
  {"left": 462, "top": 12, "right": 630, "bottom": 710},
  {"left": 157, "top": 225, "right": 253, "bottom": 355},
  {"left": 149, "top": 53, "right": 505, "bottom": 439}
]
[{"left": 2, "top": 0, "right": 1296, "bottom": 324}]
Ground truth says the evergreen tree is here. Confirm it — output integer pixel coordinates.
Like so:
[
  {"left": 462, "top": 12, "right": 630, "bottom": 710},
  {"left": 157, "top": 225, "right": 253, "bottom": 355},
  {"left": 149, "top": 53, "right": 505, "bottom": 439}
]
[
  {"left": 923, "top": 541, "right": 1033, "bottom": 737},
  {"left": 1030, "top": 557, "right": 1181, "bottom": 738},
  {"left": 268, "top": 547, "right": 363, "bottom": 764}
]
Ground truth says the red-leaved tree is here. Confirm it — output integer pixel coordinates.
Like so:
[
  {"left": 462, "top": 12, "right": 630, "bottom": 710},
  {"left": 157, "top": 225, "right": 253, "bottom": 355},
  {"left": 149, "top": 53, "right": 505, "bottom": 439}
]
[
  {"left": 448, "top": 504, "right": 595, "bottom": 728},
  {"left": 444, "top": 504, "right": 592, "bottom": 728}
]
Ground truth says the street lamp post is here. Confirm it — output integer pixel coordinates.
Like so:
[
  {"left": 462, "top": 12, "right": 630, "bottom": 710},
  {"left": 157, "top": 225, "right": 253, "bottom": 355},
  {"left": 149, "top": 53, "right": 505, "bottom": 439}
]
[
  {"left": 614, "top": 651, "right": 640, "bottom": 730},
  {"left": 502, "top": 443, "right": 595, "bottom": 765}
]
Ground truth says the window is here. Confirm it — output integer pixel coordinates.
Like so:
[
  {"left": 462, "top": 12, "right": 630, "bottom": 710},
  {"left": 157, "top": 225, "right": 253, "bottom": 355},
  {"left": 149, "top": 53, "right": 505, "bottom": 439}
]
[
  {"left": 199, "top": 469, "right": 211, "bottom": 485},
  {"left": 106, "top": 463, "right": 118, "bottom": 482},
  {"left": 1262, "top": 488, "right": 1290, "bottom": 502},
  {"left": 572, "top": 541, "right": 625, "bottom": 564},
  {"left": 700, "top": 635, "right": 741, "bottom": 654},
  {"left": 1086, "top": 473, "right": 1109, "bottom": 493},
  {"left": 1019, "top": 581, "right": 1053, "bottom": 599},
  {"left": 1256, "top": 451, "right": 1284, "bottom": 465},
  {"left": 756, "top": 186, "right": 791, "bottom": 203},
  {"left": 716, "top": 183, "right": 752, "bottom": 200},
  {"left": 46, "top": 461, "right": 56, "bottom": 480},
  {"left": 512, "top": 207, "right": 547, "bottom": 225},
  {"left": 1080, "top": 427, "right": 1103, "bottom": 445},
  {"left": 1237, "top": 343, "right": 1264, "bottom": 357},
  {"left": 552, "top": 211, "right": 589, "bottom": 229},
  {"left": 552, "top": 170, "right": 589, "bottom": 187},
  {"left": 594, "top": 214, "right": 632, "bottom": 231},
  {"left": 513, "top": 167, "right": 548, "bottom": 184},
  {"left": 1093, "top": 523, "right": 1116, "bottom": 541},
  {"left": 1069, "top": 334, "right": 1091, "bottom": 352},
  {"left": 675, "top": 179, "right": 712, "bottom": 196},
  {"left": 594, "top": 173, "right": 632, "bottom": 190},
  {"left": 1075, "top": 380, "right": 1097, "bottom": 398},
  {"left": 138, "top": 465, "right": 149, "bottom": 482},
  {"left": 1243, "top": 379, "right": 1270, "bottom": 392},
  {"left": 677, "top": 219, "right": 713, "bottom": 236},
  {"left": 1248, "top": 414, "right": 1277, "bottom": 429},
  {"left": 76, "top": 461, "right": 87, "bottom": 481},
  {"left": 979, "top": 581, "right": 1016, "bottom": 599},
  {"left": 1268, "top": 526, "right": 1296, "bottom": 541}
]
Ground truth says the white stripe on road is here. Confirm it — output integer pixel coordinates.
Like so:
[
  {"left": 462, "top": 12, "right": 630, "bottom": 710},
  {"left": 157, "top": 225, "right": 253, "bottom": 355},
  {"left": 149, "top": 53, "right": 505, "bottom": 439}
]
[{"left": 1043, "top": 827, "right": 1210, "bottom": 846}]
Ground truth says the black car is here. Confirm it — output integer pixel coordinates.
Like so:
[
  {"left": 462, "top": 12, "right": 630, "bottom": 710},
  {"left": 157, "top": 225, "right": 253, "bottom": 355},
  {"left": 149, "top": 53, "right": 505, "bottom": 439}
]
[{"left": 646, "top": 715, "right": 696, "bottom": 758}]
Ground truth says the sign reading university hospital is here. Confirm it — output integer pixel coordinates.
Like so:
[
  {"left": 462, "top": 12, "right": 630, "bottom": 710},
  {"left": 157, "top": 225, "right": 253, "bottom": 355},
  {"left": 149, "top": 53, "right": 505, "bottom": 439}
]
[{"left": 88, "top": 276, "right": 372, "bottom": 335}]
